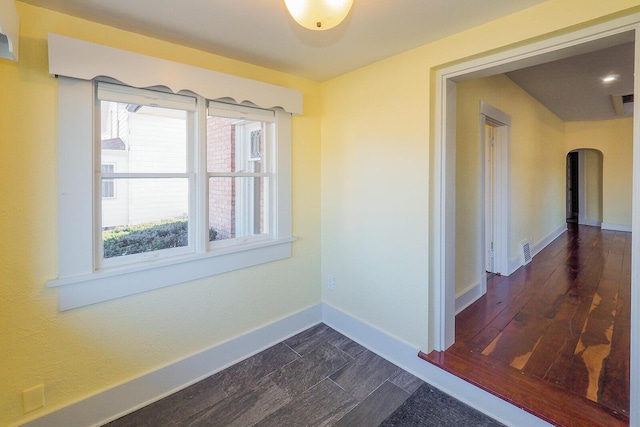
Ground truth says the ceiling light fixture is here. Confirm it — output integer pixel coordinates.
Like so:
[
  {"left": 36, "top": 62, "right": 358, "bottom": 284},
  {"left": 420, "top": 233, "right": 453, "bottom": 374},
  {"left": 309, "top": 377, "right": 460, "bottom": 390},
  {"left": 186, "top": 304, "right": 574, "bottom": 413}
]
[
  {"left": 284, "top": 0, "right": 354, "bottom": 31},
  {"left": 602, "top": 75, "right": 618, "bottom": 83}
]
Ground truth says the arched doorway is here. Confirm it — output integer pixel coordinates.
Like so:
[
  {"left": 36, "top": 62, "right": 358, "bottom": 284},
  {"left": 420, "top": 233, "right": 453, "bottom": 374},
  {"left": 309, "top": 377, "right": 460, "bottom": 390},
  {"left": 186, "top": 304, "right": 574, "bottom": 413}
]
[{"left": 566, "top": 149, "right": 604, "bottom": 226}]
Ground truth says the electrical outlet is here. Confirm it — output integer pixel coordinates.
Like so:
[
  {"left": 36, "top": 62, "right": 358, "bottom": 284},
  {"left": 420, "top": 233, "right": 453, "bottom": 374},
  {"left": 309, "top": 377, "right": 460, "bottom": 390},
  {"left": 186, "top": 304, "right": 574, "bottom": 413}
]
[
  {"left": 327, "top": 275, "right": 335, "bottom": 290},
  {"left": 23, "top": 384, "right": 45, "bottom": 413}
]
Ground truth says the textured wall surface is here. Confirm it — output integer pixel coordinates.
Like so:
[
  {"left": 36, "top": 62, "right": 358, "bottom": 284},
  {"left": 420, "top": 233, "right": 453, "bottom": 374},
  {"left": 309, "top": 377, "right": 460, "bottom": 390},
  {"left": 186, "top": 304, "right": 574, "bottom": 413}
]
[
  {"left": 3, "top": 0, "right": 640, "bottom": 425},
  {"left": 0, "top": 4, "right": 322, "bottom": 426}
]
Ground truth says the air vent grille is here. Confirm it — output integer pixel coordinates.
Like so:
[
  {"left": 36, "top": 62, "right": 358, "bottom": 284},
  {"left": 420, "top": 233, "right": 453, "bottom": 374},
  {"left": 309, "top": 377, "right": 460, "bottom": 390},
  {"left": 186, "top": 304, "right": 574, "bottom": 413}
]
[
  {"left": 521, "top": 240, "right": 532, "bottom": 265},
  {"left": 611, "top": 93, "right": 634, "bottom": 117}
]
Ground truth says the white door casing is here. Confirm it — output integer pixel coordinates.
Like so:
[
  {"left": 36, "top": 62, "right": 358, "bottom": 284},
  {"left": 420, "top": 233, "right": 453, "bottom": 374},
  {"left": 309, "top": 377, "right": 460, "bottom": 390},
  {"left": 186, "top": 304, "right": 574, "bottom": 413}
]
[
  {"left": 431, "top": 15, "right": 640, "bottom": 425},
  {"left": 481, "top": 103, "right": 510, "bottom": 285}
]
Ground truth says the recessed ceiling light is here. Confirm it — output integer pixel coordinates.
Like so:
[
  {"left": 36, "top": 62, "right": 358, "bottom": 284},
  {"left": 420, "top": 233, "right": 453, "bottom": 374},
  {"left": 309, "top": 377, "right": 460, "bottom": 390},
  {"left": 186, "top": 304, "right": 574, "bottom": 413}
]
[{"left": 602, "top": 75, "right": 618, "bottom": 83}]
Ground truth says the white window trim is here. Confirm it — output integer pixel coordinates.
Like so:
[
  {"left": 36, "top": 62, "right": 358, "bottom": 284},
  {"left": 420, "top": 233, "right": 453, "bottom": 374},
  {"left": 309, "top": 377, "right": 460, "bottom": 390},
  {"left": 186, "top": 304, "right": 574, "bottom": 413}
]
[
  {"left": 207, "top": 101, "right": 274, "bottom": 248},
  {"left": 0, "top": 0, "right": 19, "bottom": 61},
  {"left": 46, "top": 35, "right": 300, "bottom": 311},
  {"left": 96, "top": 83, "right": 197, "bottom": 270}
]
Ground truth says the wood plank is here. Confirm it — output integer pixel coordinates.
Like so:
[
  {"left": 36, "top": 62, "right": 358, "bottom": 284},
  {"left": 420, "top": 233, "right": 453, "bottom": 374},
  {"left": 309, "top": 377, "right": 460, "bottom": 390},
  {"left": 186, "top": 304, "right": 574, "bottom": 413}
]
[
  {"left": 456, "top": 274, "right": 521, "bottom": 342},
  {"left": 563, "top": 278, "right": 619, "bottom": 403},
  {"left": 602, "top": 252, "right": 624, "bottom": 282},
  {"left": 600, "top": 274, "right": 630, "bottom": 417},
  {"left": 609, "top": 234, "right": 627, "bottom": 255},
  {"left": 439, "top": 225, "right": 630, "bottom": 424},
  {"left": 571, "top": 255, "right": 605, "bottom": 297},
  {"left": 522, "top": 293, "right": 586, "bottom": 381},
  {"left": 465, "top": 264, "right": 556, "bottom": 352},
  {"left": 534, "top": 231, "right": 571, "bottom": 262},
  {"left": 534, "top": 293, "right": 593, "bottom": 387},
  {"left": 480, "top": 312, "right": 550, "bottom": 370},
  {"left": 420, "top": 350, "right": 627, "bottom": 427}
]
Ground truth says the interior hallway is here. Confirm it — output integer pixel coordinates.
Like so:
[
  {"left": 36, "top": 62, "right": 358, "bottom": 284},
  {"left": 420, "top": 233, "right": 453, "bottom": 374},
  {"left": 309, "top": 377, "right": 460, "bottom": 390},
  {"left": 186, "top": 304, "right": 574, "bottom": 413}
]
[{"left": 422, "top": 224, "right": 630, "bottom": 426}]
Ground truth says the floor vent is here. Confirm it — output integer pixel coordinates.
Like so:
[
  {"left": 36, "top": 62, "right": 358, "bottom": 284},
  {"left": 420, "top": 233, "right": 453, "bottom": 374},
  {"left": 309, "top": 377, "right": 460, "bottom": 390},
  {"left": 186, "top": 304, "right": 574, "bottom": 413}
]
[{"left": 520, "top": 240, "right": 532, "bottom": 265}]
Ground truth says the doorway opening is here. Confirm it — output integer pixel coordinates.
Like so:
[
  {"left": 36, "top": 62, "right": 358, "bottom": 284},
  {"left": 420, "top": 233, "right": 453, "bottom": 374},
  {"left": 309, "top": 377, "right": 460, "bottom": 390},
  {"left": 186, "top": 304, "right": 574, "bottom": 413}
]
[
  {"left": 566, "top": 149, "right": 604, "bottom": 227},
  {"left": 430, "top": 15, "right": 638, "bottom": 426},
  {"left": 567, "top": 151, "right": 579, "bottom": 223}
]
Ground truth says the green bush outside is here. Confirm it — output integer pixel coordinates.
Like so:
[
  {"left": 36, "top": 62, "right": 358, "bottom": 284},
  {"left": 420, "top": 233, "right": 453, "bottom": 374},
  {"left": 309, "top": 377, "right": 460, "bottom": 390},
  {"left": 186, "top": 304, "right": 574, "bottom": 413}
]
[{"left": 103, "top": 219, "right": 218, "bottom": 258}]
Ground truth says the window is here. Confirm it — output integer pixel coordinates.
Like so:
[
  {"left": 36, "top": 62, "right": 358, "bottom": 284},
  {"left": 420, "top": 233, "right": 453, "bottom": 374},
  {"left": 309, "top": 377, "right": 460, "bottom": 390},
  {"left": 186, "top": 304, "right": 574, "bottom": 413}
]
[
  {"left": 51, "top": 80, "right": 295, "bottom": 310},
  {"left": 89, "top": 82, "right": 289, "bottom": 270},
  {"left": 47, "top": 34, "right": 300, "bottom": 310},
  {"left": 92, "top": 85, "right": 284, "bottom": 270},
  {"left": 97, "top": 83, "right": 195, "bottom": 267},
  {"left": 206, "top": 102, "right": 274, "bottom": 246}
]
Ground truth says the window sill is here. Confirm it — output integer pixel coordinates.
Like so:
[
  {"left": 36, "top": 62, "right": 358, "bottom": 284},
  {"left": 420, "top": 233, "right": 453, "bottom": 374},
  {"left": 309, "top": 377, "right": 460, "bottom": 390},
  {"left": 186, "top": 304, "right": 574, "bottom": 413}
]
[{"left": 47, "top": 237, "right": 296, "bottom": 311}]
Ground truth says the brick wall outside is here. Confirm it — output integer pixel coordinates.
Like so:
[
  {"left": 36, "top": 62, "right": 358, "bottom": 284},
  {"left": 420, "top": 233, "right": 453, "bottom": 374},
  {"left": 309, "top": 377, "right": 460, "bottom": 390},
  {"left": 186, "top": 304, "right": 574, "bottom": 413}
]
[{"left": 207, "top": 116, "right": 235, "bottom": 240}]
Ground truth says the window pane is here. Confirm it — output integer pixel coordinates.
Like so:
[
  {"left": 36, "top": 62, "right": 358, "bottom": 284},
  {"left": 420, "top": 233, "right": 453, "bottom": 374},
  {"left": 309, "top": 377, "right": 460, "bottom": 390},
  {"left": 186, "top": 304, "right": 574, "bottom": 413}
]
[
  {"left": 209, "top": 177, "right": 267, "bottom": 242},
  {"left": 101, "top": 101, "right": 188, "bottom": 173},
  {"left": 206, "top": 115, "right": 265, "bottom": 173},
  {"left": 102, "top": 178, "right": 189, "bottom": 258}
]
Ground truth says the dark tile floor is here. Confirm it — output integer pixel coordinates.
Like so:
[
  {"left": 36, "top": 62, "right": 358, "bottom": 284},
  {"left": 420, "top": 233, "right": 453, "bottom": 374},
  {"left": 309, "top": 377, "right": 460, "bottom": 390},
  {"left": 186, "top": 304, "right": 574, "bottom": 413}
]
[{"left": 105, "top": 323, "right": 424, "bottom": 426}]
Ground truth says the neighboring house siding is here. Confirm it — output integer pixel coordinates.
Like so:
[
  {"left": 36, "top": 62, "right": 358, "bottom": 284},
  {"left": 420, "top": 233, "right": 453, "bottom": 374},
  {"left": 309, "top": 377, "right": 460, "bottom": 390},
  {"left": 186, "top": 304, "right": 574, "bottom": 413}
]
[
  {"left": 101, "top": 149, "right": 130, "bottom": 228},
  {"left": 126, "top": 110, "right": 189, "bottom": 225}
]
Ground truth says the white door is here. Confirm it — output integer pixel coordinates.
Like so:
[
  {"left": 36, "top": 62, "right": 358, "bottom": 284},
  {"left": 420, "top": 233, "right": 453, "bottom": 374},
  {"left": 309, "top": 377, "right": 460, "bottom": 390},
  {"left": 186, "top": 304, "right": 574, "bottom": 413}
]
[{"left": 485, "top": 124, "right": 495, "bottom": 273}]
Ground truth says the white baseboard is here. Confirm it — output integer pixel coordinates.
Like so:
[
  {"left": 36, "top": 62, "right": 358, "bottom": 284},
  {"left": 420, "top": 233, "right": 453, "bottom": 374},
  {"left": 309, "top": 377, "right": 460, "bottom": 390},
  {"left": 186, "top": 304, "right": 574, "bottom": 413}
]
[
  {"left": 601, "top": 222, "right": 632, "bottom": 232},
  {"left": 579, "top": 218, "right": 602, "bottom": 227},
  {"left": 455, "top": 281, "right": 483, "bottom": 314},
  {"left": 321, "top": 303, "right": 551, "bottom": 427},
  {"left": 507, "top": 254, "right": 522, "bottom": 276},
  {"left": 508, "top": 224, "right": 567, "bottom": 275},
  {"left": 532, "top": 224, "right": 567, "bottom": 259},
  {"left": 21, "top": 302, "right": 551, "bottom": 427},
  {"left": 20, "top": 304, "right": 322, "bottom": 427}
]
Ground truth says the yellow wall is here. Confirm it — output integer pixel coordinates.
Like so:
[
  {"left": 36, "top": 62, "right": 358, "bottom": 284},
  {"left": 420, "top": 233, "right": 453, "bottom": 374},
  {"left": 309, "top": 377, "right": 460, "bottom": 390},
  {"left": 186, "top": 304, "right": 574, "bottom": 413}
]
[
  {"left": 566, "top": 118, "right": 633, "bottom": 226},
  {"left": 455, "top": 74, "right": 566, "bottom": 294},
  {"left": 454, "top": 76, "right": 630, "bottom": 296},
  {"left": 1, "top": 4, "right": 322, "bottom": 426},
  {"left": 4, "top": 0, "right": 640, "bottom": 425},
  {"left": 321, "top": 47, "right": 432, "bottom": 346},
  {"left": 321, "top": 0, "right": 640, "bottom": 350}
]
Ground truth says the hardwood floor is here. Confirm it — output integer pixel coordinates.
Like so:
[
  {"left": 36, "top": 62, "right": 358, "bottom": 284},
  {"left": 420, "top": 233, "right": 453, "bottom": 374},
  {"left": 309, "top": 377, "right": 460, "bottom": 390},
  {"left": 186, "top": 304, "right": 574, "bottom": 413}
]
[
  {"left": 104, "top": 324, "right": 426, "bottom": 426},
  {"left": 422, "top": 224, "right": 630, "bottom": 426}
]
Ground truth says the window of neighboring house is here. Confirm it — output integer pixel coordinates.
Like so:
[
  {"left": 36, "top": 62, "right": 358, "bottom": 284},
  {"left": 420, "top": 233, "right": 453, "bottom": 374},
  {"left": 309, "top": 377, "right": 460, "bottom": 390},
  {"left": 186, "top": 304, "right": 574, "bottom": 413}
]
[{"left": 101, "top": 163, "right": 116, "bottom": 198}]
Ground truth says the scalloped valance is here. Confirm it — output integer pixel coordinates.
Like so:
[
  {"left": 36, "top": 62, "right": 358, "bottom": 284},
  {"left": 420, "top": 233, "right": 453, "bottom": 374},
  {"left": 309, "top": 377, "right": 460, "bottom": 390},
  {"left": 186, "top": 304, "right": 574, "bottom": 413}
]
[
  {"left": 0, "top": 0, "right": 19, "bottom": 61},
  {"left": 47, "top": 33, "right": 303, "bottom": 115}
]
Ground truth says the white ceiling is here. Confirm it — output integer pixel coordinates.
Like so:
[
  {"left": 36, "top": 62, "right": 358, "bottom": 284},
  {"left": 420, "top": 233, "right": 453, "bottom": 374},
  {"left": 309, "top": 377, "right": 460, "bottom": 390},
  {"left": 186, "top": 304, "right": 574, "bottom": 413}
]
[
  {"left": 20, "top": 0, "right": 548, "bottom": 82},
  {"left": 506, "top": 37, "right": 635, "bottom": 122},
  {"left": 19, "top": 0, "right": 635, "bottom": 121}
]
